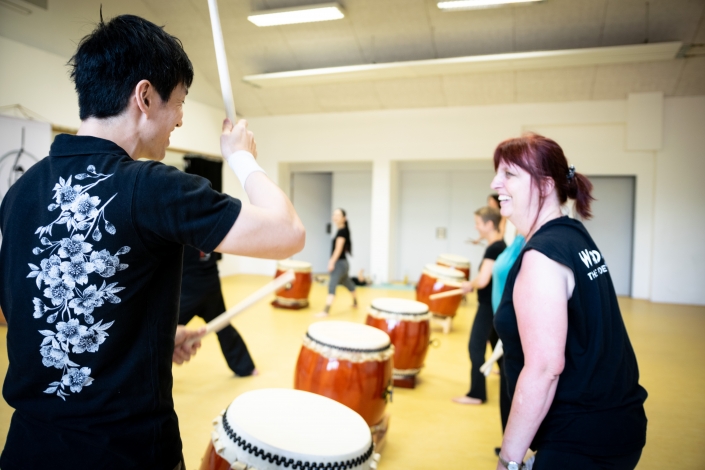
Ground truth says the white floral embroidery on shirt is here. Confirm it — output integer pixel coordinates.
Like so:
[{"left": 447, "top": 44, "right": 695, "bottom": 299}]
[{"left": 27, "top": 165, "right": 129, "bottom": 400}]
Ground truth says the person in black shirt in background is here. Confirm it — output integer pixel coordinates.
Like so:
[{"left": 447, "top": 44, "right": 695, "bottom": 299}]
[
  {"left": 179, "top": 246, "right": 256, "bottom": 376},
  {"left": 491, "top": 134, "right": 646, "bottom": 470},
  {"left": 317, "top": 208, "right": 358, "bottom": 317},
  {"left": 0, "top": 14, "right": 304, "bottom": 470},
  {"left": 453, "top": 206, "right": 506, "bottom": 405}
]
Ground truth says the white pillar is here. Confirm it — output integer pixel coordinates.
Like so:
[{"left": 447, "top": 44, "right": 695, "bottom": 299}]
[{"left": 370, "top": 159, "right": 392, "bottom": 283}]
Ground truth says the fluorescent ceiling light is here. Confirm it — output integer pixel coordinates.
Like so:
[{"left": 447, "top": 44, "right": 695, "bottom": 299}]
[
  {"left": 438, "top": 0, "right": 542, "bottom": 10},
  {"left": 242, "top": 42, "right": 682, "bottom": 88},
  {"left": 248, "top": 3, "right": 344, "bottom": 27}
]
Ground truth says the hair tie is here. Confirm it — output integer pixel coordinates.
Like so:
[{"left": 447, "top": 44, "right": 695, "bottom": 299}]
[{"left": 567, "top": 165, "right": 576, "bottom": 180}]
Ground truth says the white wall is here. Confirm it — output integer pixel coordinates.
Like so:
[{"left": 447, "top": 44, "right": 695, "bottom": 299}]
[
  {"left": 652, "top": 97, "right": 705, "bottom": 305},
  {"left": 3, "top": 35, "right": 704, "bottom": 304},
  {"left": 239, "top": 96, "right": 705, "bottom": 305}
]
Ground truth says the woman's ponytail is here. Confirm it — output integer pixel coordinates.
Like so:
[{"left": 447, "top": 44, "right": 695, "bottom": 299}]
[{"left": 566, "top": 170, "right": 594, "bottom": 220}]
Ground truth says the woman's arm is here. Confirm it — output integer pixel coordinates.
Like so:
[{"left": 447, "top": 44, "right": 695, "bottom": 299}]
[
  {"left": 496, "top": 249, "right": 573, "bottom": 469},
  {"left": 461, "top": 259, "right": 495, "bottom": 293},
  {"left": 327, "top": 237, "right": 346, "bottom": 272}
]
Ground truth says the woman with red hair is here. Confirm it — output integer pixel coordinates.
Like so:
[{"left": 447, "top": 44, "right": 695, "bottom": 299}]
[{"left": 491, "top": 134, "right": 647, "bottom": 470}]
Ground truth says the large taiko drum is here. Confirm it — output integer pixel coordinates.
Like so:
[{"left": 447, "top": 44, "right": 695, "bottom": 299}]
[
  {"left": 366, "top": 298, "right": 431, "bottom": 380},
  {"left": 416, "top": 264, "right": 465, "bottom": 318},
  {"left": 436, "top": 253, "right": 470, "bottom": 280},
  {"left": 199, "top": 388, "right": 377, "bottom": 470},
  {"left": 271, "top": 259, "right": 312, "bottom": 309},
  {"left": 294, "top": 321, "right": 394, "bottom": 427}
]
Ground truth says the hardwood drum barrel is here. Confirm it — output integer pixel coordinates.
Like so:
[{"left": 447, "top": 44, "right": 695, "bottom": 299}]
[
  {"left": 436, "top": 253, "right": 470, "bottom": 280},
  {"left": 199, "top": 388, "right": 376, "bottom": 470},
  {"left": 271, "top": 259, "right": 312, "bottom": 309},
  {"left": 294, "top": 321, "right": 394, "bottom": 427},
  {"left": 416, "top": 264, "right": 465, "bottom": 318},
  {"left": 366, "top": 298, "right": 431, "bottom": 380}
]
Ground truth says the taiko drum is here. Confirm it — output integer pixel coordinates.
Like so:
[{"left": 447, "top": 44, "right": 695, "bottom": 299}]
[
  {"left": 294, "top": 321, "right": 394, "bottom": 427},
  {"left": 366, "top": 298, "right": 431, "bottom": 379},
  {"left": 436, "top": 253, "right": 471, "bottom": 280},
  {"left": 199, "top": 388, "right": 375, "bottom": 470},
  {"left": 271, "top": 259, "right": 312, "bottom": 309},
  {"left": 416, "top": 264, "right": 465, "bottom": 318}
]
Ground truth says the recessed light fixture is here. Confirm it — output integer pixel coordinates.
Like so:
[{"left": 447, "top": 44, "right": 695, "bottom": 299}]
[
  {"left": 438, "top": 0, "right": 542, "bottom": 11},
  {"left": 248, "top": 2, "right": 345, "bottom": 27}
]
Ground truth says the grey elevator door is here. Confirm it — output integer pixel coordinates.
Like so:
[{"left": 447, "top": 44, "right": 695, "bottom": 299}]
[
  {"left": 291, "top": 172, "right": 332, "bottom": 273},
  {"left": 582, "top": 176, "right": 635, "bottom": 297}
]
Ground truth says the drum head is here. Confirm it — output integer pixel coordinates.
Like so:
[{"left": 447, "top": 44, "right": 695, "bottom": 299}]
[
  {"left": 307, "top": 321, "right": 391, "bottom": 352},
  {"left": 277, "top": 259, "right": 312, "bottom": 271},
  {"left": 437, "top": 253, "right": 470, "bottom": 266},
  {"left": 424, "top": 263, "right": 465, "bottom": 279},
  {"left": 218, "top": 389, "right": 374, "bottom": 469},
  {"left": 370, "top": 298, "right": 429, "bottom": 316}
]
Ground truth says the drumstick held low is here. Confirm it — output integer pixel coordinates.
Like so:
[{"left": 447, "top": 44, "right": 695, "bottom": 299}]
[
  {"left": 429, "top": 288, "right": 465, "bottom": 301},
  {"left": 185, "top": 270, "right": 295, "bottom": 347}
]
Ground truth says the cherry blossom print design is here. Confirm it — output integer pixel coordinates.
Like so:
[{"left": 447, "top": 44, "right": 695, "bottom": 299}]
[{"left": 26, "top": 165, "right": 130, "bottom": 400}]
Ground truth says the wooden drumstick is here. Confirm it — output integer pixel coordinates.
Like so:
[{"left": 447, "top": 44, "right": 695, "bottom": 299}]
[
  {"left": 429, "top": 288, "right": 464, "bottom": 301},
  {"left": 184, "top": 270, "right": 295, "bottom": 346},
  {"left": 207, "top": 0, "right": 236, "bottom": 121}
]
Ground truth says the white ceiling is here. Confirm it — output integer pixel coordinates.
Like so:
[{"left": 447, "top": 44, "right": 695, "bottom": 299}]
[{"left": 1, "top": 0, "right": 704, "bottom": 116}]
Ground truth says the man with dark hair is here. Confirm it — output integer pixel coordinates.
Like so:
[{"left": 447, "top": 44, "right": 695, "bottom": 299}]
[{"left": 0, "top": 14, "right": 304, "bottom": 470}]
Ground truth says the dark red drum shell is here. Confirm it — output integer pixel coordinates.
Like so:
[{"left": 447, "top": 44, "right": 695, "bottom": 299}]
[
  {"left": 416, "top": 272, "right": 462, "bottom": 318},
  {"left": 294, "top": 346, "right": 392, "bottom": 427},
  {"left": 365, "top": 315, "right": 430, "bottom": 372},
  {"left": 274, "top": 269, "right": 312, "bottom": 301},
  {"left": 199, "top": 440, "right": 231, "bottom": 470},
  {"left": 436, "top": 261, "right": 470, "bottom": 280}
]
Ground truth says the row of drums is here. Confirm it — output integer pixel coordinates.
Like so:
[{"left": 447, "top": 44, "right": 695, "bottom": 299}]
[
  {"left": 200, "top": 254, "right": 472, "bottom": 469},
  {"left": 271, "top": 253, "right": 471, "bottom": 320}
]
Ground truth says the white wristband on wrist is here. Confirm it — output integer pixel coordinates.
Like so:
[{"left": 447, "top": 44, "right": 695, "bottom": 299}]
[{"left": 226, "top": 150, "right": 266, "bottom": 187}]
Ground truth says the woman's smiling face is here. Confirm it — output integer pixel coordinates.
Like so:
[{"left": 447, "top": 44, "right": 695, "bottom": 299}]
[{"left": 491, "top": 160, "right": 539, "bottom": 236}]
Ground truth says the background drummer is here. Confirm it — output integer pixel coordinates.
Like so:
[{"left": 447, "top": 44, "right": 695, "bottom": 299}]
[
  {"left": 179, "top": 246, "right": 256, "bottom": 377},
  {"left": 317, "top": 208, "right": 358, "bottom": 317},
  {"left": 453, "top": 206, "right": 506, "bottom": 405}
]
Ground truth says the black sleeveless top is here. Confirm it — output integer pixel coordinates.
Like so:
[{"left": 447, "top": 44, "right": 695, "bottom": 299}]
[{"left": 494, "top": 217, "right": 647, "bottom": 456}]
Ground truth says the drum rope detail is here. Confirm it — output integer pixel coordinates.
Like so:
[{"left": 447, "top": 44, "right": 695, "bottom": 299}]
[
  {"left": 305, "top": 332, "right": 390, "bottom": 353},
  {"left": 367, "top": 308, "right": 431, "bottom": 323},
  {"left": 221, "top": 407, "right": 375, "bottom": 469}
]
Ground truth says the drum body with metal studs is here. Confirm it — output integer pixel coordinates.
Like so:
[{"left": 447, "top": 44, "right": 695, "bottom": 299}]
[
  {"left": 436, "top": 253, "right": 470, "bottom": 280},
  {"left": 271, "top": 260, "right": 312, "bottom": 309},
  {"left": 365, "top": 298, "right": 431, "bottom": 379},
  {"left": 416, "top": 264, "right": 465, "bottom": 318},
  {"left": 199, "top": 388, "right": 377, "bottom": 470},
  {"left": 294, "top": 321, "right": 394, "bottom": 427}
]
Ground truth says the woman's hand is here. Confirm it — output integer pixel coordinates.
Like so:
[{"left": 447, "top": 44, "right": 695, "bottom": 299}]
[
  {"left": 461, "top": 281, "right": 474, "bottom": 294},
  {"left": 173, "top": 325, "right": 206, "bottom": 364},
  {"left": 327, "top": 259, "right": 335, "bottom": 273}
]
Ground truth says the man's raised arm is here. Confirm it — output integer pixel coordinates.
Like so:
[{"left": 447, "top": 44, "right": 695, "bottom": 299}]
[{"left": 215, "top": 119, "right": 305, "bottom": 259}]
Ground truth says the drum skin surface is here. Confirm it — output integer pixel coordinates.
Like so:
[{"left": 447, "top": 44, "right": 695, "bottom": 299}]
[
  {"left": 436, "top": 260, "right": 470, "bottom": 280},
  {"left": 199, "top": 440, "right": 230, "bottom": 470},
  {"left": 365, "top": 315, "right": 429, "bottom": 374},
  {"left": 272, "top": 268, "right": 312, "bottom": 309},
  {"left": 416, "top": 272, "right": 463, "bottom": 317},
  {"left": 294, "top": 346, "right": 392, "bottom": 427}
]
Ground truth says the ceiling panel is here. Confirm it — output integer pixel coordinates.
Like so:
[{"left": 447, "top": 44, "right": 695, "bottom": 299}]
[
  {"left": 592, "top": 60, "right": 684, "bottom": 99},
  {"left": 513, "top": 0, "right": 607, "bottom": 51},
  {"left": 442, "top": 72, "right": 515, "bottom": 106},
  {"left": 312, "top": 82, "right": 382, "bottom": 112},
  {"left": 0, "top": 0, "right": 702, "bottom": 117},
  {"left": 374, "top": 76, "right": 447, "bottom": 109},
  {"left": 516, "top": 66, "right": 596, "bottom": 103},
  {"left": 674, "top": 57, "right": 705, "bottom": 96}
]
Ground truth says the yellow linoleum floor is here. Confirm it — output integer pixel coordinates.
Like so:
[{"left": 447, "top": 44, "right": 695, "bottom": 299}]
[{"left": 1, "top": 274, "right": 704, "bottom": 469}]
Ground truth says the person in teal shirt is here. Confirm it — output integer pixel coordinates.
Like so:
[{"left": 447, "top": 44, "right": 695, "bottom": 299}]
[{"left": 483, "top": 234, "right": 526, "bottom": 440}]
